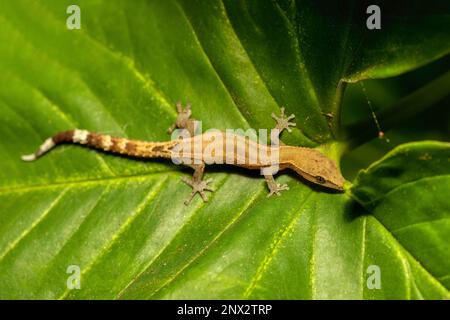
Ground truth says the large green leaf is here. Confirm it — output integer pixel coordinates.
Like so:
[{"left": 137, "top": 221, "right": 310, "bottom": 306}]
[
  {"left": 0, "top": 0, "right": 449, "bottom": 299},
  {"left": 350, "top": 141, "right": 450, "bottom": 298}
]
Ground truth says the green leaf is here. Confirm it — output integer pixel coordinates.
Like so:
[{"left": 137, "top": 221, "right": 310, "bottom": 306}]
[
  {"left": 0, "top": 0, "right": 449, "bottom": 299},
  {"left": 350, "top": 141, "right": 450, "bottom": 297}
]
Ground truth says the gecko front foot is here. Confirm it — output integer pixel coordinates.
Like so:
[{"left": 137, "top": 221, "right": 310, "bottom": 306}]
[
  {"left": 182, "top": 177, "right": 214, "bottom": 205},
  {"left": 271, "top": 107, "right": 296, "bottom": 133},
  {"left": 267, "top": 183, "right": 289, "bottom": 197},
  {"left": 264, "top": 175, "right": 289, "bottom": 197}
]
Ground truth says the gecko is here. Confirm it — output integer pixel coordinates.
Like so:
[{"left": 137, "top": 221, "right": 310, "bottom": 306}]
[{"left": 22, "top": 103, "right": 345, "bottom": 204}]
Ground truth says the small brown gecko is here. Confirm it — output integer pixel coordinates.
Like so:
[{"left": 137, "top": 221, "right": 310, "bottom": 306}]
[{"left": 22, "top": 103, "right": 345, "bottom": 204}]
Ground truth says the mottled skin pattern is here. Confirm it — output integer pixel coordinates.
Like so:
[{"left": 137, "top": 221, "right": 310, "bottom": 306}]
[
  {"left": 31, "top": 130, "right": 178, "bottom": 159},
  {"left": 22, "top": 103, "right": 345, "bottom": 204}
]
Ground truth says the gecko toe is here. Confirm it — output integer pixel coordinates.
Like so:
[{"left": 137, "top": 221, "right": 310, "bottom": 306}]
[
  {"left": 278, "top": 183, "right": 289, "bottom": 191},
  {"left": 182, "top": 177, "right": 214, "bottom": 205},
  {"left": 199, "top": 191, "right": 209, "bottom": 202},
  {"left": 272, "top": 108, "right": 297, "bottom": 134},
  {"left": 267, "top": 182, "right": 289, "bottom": 197},
  {"left": 182, "top": 177, "right": 193, "bottom": 187},
  {"left": 184, "top": 191, "right": 196, "bottom": 205}
]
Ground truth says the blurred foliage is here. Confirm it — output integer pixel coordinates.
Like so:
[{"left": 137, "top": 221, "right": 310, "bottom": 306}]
[{"left": 342, "top": 56, "right": 450, "bottom": 179}]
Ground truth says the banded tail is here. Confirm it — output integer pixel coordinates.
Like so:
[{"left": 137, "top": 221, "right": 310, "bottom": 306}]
[{"left": 21, "top": 129, "right": 177, "bottom": 161}]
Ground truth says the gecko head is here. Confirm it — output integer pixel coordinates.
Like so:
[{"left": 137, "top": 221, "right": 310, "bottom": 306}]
[{"left": 289, "top": 148, "right": 346, "bottom": 191}]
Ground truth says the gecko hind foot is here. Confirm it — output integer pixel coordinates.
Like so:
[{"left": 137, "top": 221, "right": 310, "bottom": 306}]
[
  {"left": 271, "top": 107, "right": 296, "bottom": 133},
  {"left": 267, "top": 182, "right": 289, "bottom": 197},
  {"left": 182, "top": 177, "right": 214, "bottom": 205},
  {"left": 167, "top": 102, "right": 192, "bottom": 134}
]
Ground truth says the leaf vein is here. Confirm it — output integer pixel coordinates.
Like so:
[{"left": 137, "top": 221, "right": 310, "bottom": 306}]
[{"left": 0, "top": 187, "right": 68, "bottom": 263}]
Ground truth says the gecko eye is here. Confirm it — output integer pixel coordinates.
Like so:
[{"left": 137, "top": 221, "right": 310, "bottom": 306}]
[{"left": 315, "top": 176, "right": 326, "bottom": 184}]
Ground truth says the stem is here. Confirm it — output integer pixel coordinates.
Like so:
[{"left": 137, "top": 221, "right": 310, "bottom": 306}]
[{"left": 331, "top": 81, "right": 347, "bottom": 139}]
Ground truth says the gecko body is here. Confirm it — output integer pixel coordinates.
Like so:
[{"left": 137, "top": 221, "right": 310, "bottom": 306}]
[{"left": 22, "top": 104, "right": 345, "bottom": 204}]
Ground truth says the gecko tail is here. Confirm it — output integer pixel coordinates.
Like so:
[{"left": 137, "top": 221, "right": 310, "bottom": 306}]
[
  {"left": 21, "top": 129, "right": 176, "bottom": 161},
  {"left": 21, "top": 137, "right": 57, "bottom": 161},
  {"left": 21, "top": 153, "right": 38, "bottom": 161},
  {"left": 21, "top": 130, "right": 81, "bottom": 161}
]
